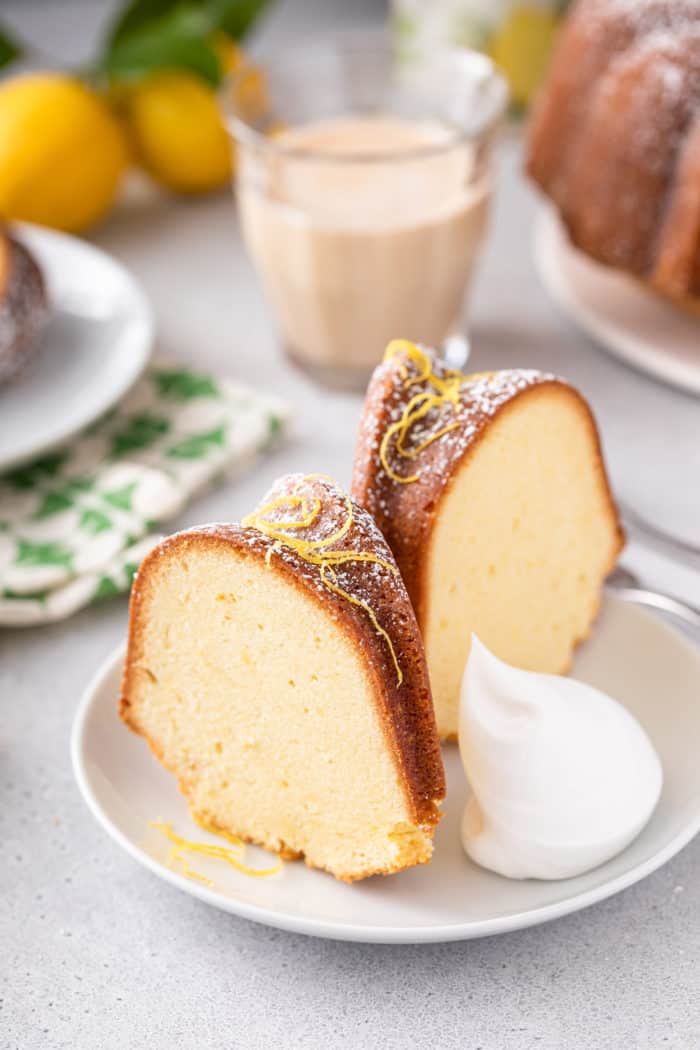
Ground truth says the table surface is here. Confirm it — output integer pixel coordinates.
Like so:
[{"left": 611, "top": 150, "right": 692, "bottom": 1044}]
[{"left": 3, "top": 2, "right": 699, "bottom": 1048}]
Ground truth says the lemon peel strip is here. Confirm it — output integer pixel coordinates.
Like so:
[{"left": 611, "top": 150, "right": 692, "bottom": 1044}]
[
  {"left": 243, "top": 477, "right": 403, "bottom": 686},
  {"left": 151, "top": 822, "right": 283, "bottom": 884},
  {"left": 379, "top": 341, "right": 494, "bottom": 484}
]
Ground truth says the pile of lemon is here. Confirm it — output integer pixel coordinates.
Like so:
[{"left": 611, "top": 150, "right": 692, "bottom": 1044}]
[{"left": 0, "top": 36, "right": 250, "bottom": 233}]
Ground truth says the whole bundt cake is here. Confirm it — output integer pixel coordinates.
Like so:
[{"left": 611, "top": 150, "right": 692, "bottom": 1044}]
[{"left": 526, "top": 0, "right": 700, "bottom": 310}]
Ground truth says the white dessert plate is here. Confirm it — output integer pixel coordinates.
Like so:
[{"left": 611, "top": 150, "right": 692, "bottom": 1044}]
[
  {"left": 0, "top": 223, "right": 153, "bottom": 471},
  {"left": 72, "top": 592, "right": 700, "bottom": 944},
  {"left": 533, "top": 206, "right": 700, "bottom": 396}
]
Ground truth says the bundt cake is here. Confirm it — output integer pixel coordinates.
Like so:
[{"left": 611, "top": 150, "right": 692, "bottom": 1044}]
[
  {"left": 0, "top": 227, "right": 47, "bottom": 385},
  {"left": 526, "top": 0, "right": 700, "bottom": 310},
  {"left": 352, "top": 342, "right": 624, "bottom": 740},
  {"left": 120, "top": 473, "right": 445, "bottom": 882}
]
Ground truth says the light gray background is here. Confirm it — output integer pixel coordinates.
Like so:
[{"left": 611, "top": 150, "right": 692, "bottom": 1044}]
[{"left": 2, "top": 2, "right": 699, "bottom": 1047}]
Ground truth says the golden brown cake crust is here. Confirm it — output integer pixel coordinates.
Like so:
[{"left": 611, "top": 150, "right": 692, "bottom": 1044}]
[
  {"left": 121, "top": 475, "right": 445, "bottom": 843},
  {"left": 526, "top": 0, "right": 700, "bottom": 301},
  {"left": 351, "top": 347, "right": 624, "bottom": 627}
]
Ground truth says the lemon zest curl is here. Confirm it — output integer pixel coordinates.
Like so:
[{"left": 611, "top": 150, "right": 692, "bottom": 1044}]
[
  {"left": 243, "top": 478, "right": 403, "bottom": 686},
  {"left": 379, "top": 340, "right": 494, "bottom": 484},
  {"left": 151, "top": 821, "right": 283, "bottom": 886}
]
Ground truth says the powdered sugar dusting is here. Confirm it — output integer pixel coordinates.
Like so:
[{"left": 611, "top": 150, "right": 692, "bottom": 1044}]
[
  {"left": 252, "top": 474, "right": 404, "bottom": 595},
  {"left": 528, "top": 0, "right": 700, "bottom": 295},
  {"left": 355, "top": 348, "right": 556, "bottom": 526},
  {"left": 230, "top": 474, "right": 411, "bottom": 680}
]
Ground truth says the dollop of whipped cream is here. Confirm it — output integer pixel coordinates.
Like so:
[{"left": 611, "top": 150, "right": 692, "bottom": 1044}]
[{"left": 460, "top": 637, "right": 662, "bottom": 880}]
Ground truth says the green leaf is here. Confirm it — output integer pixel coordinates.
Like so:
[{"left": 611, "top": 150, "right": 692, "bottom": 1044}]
[
  {"left": 98, "top": 0, "right": 268, "bottom": 85},
  {"left": 105, "top": 34, "right": 220, "bottom": 87},
  {"left": 108, "top": 0, "right": 183, "bottom": 45},
  {"left": 14, "top": 540, "right": 73, "bottom": 569},
  {"left": 207, "top": 0, "right": 270, "bottom": 39},
  {"left": 111, "top": 413, "right": 170, "bottom": 456},
  {"left": 166, "top": 425, "right": 226, "bottom": 459},
  {"left": 102, "top": 481, "right": 138, "bottom": 511},
  {"left": 0, "top": 25, "right": 21, "bottom": 69},
  {"left": 80, "top": 509, "right": 113, "bottom": 535},
  {"left": 94, "top": 576, "right": 122, "bottom": 601},
  {"left": 6, "top": 453, "right": 68, "bottom": 491},
  {"left": 108, "top": 0, "right": 267, "bottom": 47},
  {"left": 155, "top": 369, "right": 220, "bottom": 401},
  {"left": 100, "top": 5, "right": 221, "bottom": 85}
]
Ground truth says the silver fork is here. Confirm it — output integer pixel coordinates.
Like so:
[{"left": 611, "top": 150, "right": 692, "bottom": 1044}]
[{"left": 607, "top": 565, "right": 700, "bottom": 633}]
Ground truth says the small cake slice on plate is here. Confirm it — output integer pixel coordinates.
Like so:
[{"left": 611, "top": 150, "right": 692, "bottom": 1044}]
[
  {"left": 0, "top": 227, "right": 48, "bottom": 386},
  {"left": 352, "top": 341, "right": 623, "bottom": 739},
  {"left": 120, "top": 473, "right": 445, "bottom": 882}
]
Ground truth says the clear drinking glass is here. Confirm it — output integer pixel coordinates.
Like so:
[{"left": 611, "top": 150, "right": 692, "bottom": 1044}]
[{"left": 221, "top": 32, "right": 508, "bottom": 390}]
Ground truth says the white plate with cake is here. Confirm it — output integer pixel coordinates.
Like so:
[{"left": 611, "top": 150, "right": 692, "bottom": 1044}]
[
  {"left": 71, "top": 345, "right": 700, "bottom": 943},
  {"left": 0, "top": 223, "right": 153, "bottom": 471},
  {"left": 73, "top": 591, "right": 700, "bottom": 943}
]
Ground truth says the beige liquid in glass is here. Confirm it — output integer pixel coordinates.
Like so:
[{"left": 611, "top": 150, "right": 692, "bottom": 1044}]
[{"left": 237, "top": 116, "right": 491, "bottom": 382}]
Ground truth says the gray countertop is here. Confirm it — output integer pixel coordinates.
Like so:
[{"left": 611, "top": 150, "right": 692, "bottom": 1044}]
[{"left": 3, "top": 2, "right": 700, "bottom": 1047}]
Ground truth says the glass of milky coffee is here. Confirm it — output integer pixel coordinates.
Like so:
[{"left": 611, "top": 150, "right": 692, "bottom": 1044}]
[{"left": 222, "top": 33, "right": 508, "bottom": 389}]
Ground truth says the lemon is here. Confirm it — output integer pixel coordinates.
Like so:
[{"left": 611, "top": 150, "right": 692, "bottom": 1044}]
[
  {"left": 489, "top": 6, "right": 559, "bottom": 109},
  {"left": 0, "top": 73, "right": 129, "bottom": 233},
  {"left": 125, "top": 71, "right": 232, "bottom": 194},
  {"left": 210, "top": 32, "right": 245, "bottom": 77}
]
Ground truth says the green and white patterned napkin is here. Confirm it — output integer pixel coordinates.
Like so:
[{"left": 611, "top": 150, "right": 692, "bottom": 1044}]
[{"left": 0, "top": 359, "right": 289, "bottom": 626}]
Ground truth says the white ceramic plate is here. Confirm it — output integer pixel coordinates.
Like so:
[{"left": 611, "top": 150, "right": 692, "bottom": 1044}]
[
  {"left": 72, "top": 593, "right": 700, "bottom": 944},
  {"left": 533, "top": 206, "right": 700, "bottom": 396},
  {"left": 0, "top": 223, "right": 153, "bottom": 471}
]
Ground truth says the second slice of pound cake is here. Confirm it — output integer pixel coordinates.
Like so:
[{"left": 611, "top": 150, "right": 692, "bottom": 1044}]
[{"left": 352, "top": 342, "right": 624, "bottom": 739}]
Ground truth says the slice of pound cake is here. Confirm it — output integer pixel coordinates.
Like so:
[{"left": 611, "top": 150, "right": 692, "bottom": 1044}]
[
  {"left": 120, "top": 473, "right": 445, "bottom": 881},
  {"left": 352, "top": 341, "right": 624, "bottom": 739}
]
